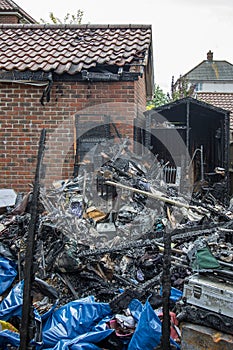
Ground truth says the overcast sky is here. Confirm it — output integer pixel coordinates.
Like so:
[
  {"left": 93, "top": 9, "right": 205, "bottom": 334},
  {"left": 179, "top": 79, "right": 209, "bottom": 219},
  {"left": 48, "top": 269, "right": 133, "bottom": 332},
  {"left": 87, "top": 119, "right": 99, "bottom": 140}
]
[{"left": 17, "top": 0, "right": 233, "bottom": 94}]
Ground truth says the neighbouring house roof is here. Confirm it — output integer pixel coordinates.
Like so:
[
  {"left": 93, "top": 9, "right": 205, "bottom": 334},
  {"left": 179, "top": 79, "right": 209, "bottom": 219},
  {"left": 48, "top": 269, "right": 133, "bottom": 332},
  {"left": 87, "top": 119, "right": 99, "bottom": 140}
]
[
  {"left": 184, "top": 51, "right": 233, "bottom": 82},
  {"left": 0, "top": 0, "right": 36, "bottom": 24},
  {"left": 0, "top": 23, "right": 154, "bottom": 97},
  {"left": 197, "top": 92, "right": 233, "bottom": 129},
  {"left": 151, "top": 96, "right": 230, "bottom": 116}
]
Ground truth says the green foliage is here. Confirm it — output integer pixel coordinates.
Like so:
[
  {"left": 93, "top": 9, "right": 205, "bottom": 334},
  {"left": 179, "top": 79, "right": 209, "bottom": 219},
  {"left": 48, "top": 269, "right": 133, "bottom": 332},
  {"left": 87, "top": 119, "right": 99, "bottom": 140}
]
[
  {"left": 40, "top": 10, "right": 84, "bottom": 24},
  {"left": 146, "top": 84, "right": 169, "bottom": 110},
  {"left": 171, "top": 75, "right": 196, "bottom": 101},
  {"left": 146, "top": 77, "right": 196, "bottom": 110}
]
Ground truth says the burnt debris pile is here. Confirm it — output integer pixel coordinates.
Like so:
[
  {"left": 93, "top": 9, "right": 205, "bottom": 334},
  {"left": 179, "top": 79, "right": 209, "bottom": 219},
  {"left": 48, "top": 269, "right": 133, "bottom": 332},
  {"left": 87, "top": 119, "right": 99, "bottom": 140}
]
[{"left": 1, "top": 139, "right": 233, "bottom": 348}]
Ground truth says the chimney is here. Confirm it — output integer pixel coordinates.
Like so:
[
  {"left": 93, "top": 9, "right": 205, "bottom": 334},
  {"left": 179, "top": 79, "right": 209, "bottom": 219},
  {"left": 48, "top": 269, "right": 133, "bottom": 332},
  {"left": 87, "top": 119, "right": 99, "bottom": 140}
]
[{"left": 207, "top": 50, "right": 213, "bottom": 61}]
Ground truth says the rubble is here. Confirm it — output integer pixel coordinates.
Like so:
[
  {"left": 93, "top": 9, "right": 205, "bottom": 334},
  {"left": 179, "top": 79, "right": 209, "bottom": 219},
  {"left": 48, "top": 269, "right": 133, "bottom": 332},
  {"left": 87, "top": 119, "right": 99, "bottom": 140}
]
[{"left": 1, "top": 138, "right": 233, "bottom": 349}]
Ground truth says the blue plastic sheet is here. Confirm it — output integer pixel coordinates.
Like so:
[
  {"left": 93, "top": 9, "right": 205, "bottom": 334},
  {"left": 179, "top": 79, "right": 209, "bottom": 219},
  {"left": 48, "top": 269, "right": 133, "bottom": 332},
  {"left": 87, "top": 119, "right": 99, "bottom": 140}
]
[
  {"left": 91, "top": 315, "right": 112, "bottom": 332},
  {"left": 67, "top": 343, "right": 101, "bottom": 350},
  {"left": 128, "top": 300, "right": 162, "bottom": 349},
  {"left": 0, "top": 280, "right": 41, "bottom": 323},
  {"left": 46, "top": 330, "right": 113, "bottom": 350},
  {"left": 0, "top": 278, "right": 58, "bottom": 323},
  {"left": 0, "top": 280, "right": 58, "bottom": 349},
  {"left": 0, "top": 329, "right": 20, "bottom": 349},
  {"left": 0, "top": 280, "right": 24, "bottom": 320},
  {"left": 0, "top": 257, "right": 17, "bottom": 295},
  {"left": 170, "top": 287, "right": 183, "bottom": 302},
  {"left": 128, "top": 299, "right": 143, "bottom": 322},
  {"left": 41, "top": 300, "right": 58, "bottom": 322},
  {"left": 160, "top": 287, "right": 183, "bottom": 302},
  {"left": 42, "top": 299, "right": 112, "bottom": 348},
  {"left": 128, "top": 299, "right": 180, "bottom": 350}
]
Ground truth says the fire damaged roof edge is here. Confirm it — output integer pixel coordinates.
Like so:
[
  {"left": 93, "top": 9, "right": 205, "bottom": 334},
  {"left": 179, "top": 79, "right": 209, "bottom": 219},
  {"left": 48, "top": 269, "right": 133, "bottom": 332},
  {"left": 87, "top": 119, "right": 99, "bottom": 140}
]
[
  {"left": 148, "top": 96, "right": 231, "bottom": 116},
  {"left": 0, "top": 23, "right": 154, "bottom": 97}
]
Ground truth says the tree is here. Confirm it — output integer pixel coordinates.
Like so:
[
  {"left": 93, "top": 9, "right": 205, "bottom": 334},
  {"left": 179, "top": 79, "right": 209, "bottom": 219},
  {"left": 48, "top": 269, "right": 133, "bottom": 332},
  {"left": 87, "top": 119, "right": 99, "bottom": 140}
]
[
  {"left": 170, "top": 75, "right": 196, "bottom": 101},
  {"left": 40, "top": 10, "right": 84, "bottom": 24},
  {"left": 146, "top": 84, "right": 169, "bottom": 110}
]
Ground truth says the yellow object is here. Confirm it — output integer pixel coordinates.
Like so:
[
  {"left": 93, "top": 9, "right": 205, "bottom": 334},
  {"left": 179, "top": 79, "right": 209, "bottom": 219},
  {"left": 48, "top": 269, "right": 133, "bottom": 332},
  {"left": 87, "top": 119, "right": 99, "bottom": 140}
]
[{"left": 0, "top": 320, "right": 19, "bottom": 333}]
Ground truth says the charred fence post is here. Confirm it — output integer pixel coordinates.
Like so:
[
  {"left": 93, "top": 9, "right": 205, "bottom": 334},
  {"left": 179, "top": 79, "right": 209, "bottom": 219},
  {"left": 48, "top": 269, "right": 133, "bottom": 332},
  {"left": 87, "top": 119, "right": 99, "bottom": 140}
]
[
  {"left": 19, "top": 129, "right": 46, "bottom": 350},
  {"left": 161, "top": 223, "right": 172, "bottom": 350}
]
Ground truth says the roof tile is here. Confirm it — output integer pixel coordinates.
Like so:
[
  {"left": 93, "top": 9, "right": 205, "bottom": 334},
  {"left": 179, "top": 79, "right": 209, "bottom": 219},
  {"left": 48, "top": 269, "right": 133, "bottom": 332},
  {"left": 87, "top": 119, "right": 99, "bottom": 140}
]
[
  {"left": 197, "top": 92, "right": 233, "bottom": 129},
  {"left": 0, "top": 0, "right": 37, "bottom": 23},
  {"left": 185, "top": 61, "right": 233, "bottom": 81},
  {"left": 0, "top": 24, "right": 152, "bottom": 75}
]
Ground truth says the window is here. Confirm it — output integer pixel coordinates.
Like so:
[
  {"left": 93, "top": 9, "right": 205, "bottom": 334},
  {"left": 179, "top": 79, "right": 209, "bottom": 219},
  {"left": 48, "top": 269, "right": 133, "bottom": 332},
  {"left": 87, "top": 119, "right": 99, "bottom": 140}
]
[{"left": 195, "top": 83, "right": 203, "bottom": 91}]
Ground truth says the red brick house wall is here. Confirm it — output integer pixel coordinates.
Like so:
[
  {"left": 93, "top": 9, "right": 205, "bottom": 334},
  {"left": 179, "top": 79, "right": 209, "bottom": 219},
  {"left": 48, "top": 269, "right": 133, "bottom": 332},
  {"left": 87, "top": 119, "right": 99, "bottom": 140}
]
[
  {"left": 0, "top": 15, "right": 18, "bottom": 23},
  {"left": 0, "top": 77, "right": 147, "bottom": 192}
]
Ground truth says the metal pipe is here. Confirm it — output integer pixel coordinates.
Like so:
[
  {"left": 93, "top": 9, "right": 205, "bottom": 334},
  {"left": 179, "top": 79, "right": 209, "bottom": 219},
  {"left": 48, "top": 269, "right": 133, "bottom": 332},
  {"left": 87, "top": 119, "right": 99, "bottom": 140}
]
[
  {"left": 200, "top": 145, "right": 204, "bottom": 182},
  {"left": 188, "top": 145, "right": 204, "bottom": 182}
]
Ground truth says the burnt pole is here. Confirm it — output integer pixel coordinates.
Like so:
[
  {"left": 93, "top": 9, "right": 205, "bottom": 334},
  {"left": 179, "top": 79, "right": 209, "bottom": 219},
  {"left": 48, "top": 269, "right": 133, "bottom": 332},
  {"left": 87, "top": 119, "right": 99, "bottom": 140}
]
[
  {"left": 160, "top": 221, "right": 172, "bottom": 349},
  {"left": 19, "top": 129, "right": 46, "bottom": 350}
]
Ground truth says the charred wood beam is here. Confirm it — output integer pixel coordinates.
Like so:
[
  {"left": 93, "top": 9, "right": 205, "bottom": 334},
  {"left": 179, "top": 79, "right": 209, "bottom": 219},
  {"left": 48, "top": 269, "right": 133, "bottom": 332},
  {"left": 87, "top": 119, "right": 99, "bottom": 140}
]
[
  {"left": 167, "top": 222, "right": 232, "bottom": 243},
  {"left": 0, "top": 69, "right": 140, "bottom": 83},
  {"left": 0, "top": 69, "right": 50, "bottom": 83},
  {"left": 81, "top": 70, "right": 140, "bottom": 82},
  {"left": 113, "top": 273, "right": 138, "bottom": 288},
  {"left": 105, "top": 180, "right": 210, "bottom": 215},
  {"left": 161, "top": 227, "right": 172, "bottom": 349},
  {"left": 109, "top": 273, "right": 162, "bottom": 314},
  {"left": 81, "top": 70, "right": 120, "bottom": 81},
  {"left": 53, "top": 71, "right": 140, "bottom": 82},
  {"left": 56, "top": 273, "right": 78, "bottom": 299},
  {"left": 75, "top": 238, "right": 160, "bottom": 258},
  {"left": 19, "top": 129, "right": 46, "bottom": 350}
]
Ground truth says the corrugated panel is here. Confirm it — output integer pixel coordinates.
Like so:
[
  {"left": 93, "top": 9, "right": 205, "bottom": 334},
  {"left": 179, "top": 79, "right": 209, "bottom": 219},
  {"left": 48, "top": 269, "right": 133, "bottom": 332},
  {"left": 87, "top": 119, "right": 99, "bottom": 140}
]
[{"left": 0, "top": 24, "right": 152, "bottom": 74}]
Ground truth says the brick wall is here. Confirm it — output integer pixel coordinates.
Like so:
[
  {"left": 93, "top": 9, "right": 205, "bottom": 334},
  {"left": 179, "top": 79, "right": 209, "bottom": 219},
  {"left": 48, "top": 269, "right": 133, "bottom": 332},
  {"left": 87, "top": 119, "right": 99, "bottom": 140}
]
[
  {"left": 0, "top": 15, "right": 19, "bottom": 23},
  {"left": 0, "top": 77, "right": 147, "bottom": 192}
]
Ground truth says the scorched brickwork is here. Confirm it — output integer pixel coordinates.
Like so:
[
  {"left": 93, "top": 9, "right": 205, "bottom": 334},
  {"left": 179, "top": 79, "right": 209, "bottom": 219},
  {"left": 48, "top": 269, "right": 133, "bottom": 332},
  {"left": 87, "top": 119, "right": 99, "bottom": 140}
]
[{"left": 0, "top": 78, "right": 147, "bottom": 191}]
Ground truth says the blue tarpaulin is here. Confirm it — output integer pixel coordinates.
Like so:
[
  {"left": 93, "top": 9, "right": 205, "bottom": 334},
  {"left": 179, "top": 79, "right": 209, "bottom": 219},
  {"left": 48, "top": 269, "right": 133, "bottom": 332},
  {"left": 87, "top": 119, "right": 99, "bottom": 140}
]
[
  {"left": 0, "top": 329, "right": 20, "bottom": 349},
  {"left": 42, "top": 298, "right": 112, "bottom": 348},
  {"left": 0, "top": 257, "right": 17, "bottom": 295},
  {"left": 0, "top": 280, "right": 24, "bottom": 321},
  {"left": 0, "top": 280, "right": 181, "bottom": 349},
  {"left": 46, "top": 330, "right": 113, "bottom": 350},
  {"left": 128, "top": 299, "right": 180, "bottom": 350},
  {"left": 160, "top": 286, "right": 183, "bottom": 302},
  {"left": 0, "top": 280, "right": 41, "bottom": 322}
]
